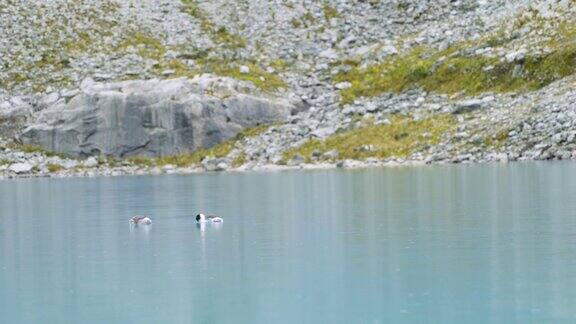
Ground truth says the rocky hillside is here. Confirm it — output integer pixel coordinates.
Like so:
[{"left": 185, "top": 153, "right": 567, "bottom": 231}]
[{"left": 2, "top": 0, "right": 576, "bottom": 178}]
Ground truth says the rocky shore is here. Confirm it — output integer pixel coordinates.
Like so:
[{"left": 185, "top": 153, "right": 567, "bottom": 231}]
[{"left": 3, "top": 0, "right": 576, "bottom": 180}]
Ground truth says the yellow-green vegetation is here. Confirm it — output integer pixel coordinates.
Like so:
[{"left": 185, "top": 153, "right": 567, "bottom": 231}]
[
  {"left": 512, "top": 6, "right": 544, "bottom": 30},
  {"left": 214, "top": 27, "right": 247, "bottom": 49},
  {"left": 484, "top": 129, "right": 510, "bottom": 149},
  {"left": 47, "top": 163, "right": 64, "bottom": 173},
  {"left": 231, "top": 152, "right": 247, "bottom": 167},
  {"left": 322, "top": 4, "right": 339, "bottom": 20},
  {"left": 283, "top": 114, "right": 456, "bottom": 161},
  {"left": 145, "top": 53, "right": 285, "bottom": 91},
  {"left": 7, "top": 143, "right": 65, "bottom": 158},
  {"left": 104, "top": 157, "right": 121, "bottom": 168},
  {"left": 291, "top": 11, "right": 317, "bottom": 28},
  {"left": 177, "top": 1, "right": 285, "bottom": 91},
  {"left": 1, "top": 0, "right": 282, "bottom": 94},
  {"left": 0, "top": 0, "right": 120, "bottom": 91},
  {"left": 209, "top": 62, "right": 285, "bottom": 91},
  {"left": 127, "top": 156, "right": 155, "bottom": 167},
  {"left": 334, "top": 3, "right": 576, "bottom": 104},
  {"left": 335, "top": 41, "right": 576, "bottom": 103},
  {"left": 149, "top": 58, "right": 201, "bottom": 79},
  {"left": 73, "top": 164, "right": 87, "bottom": 171},
  {"left": 269, "top": 59, "right": 289, "bottom": 71},
  {"left": 154, "top": 57, "right": 286, "bottom": 91},
  {"left": 0, "top": 159, "right": 10, "bottom": 166},
  {"left": 117, "top": 32, "right": 166, "bottom": 60},
  {"left": 234, "top": 124, "right": 271, "bottom": 138},
  {"left": 115, "top": 34, "right": 284, "bottom": 90},
  {"left": 291, "top": 18, "right": 303, "bottom": 29},
  {"left": 129, "top": 124, "right": 270, "bottom": 168},
  {"left": 155, "top": 140, "right": 235, "bottom": 167},
  {"left": 181, "top": 0, "right": 246, "bottom": 50},
  {"left": 154, "top": 57, "right": 285, "bottom": 91}
]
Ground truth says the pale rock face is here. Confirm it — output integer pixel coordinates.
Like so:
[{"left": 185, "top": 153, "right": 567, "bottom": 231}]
[
  {"left": 21, "top": 76, "right": 304, "bottom": 158},
  {"left": 83, "top": 157, "right": 99, "bottom": 168},
  {"left": 8, "top": 163, "right": 33, "bottom": 174}
]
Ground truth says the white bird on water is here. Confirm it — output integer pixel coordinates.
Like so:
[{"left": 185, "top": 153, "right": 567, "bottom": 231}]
[
  {"left": 129, "top": 216, "right": 152, "bottom": 225},
  {"left": 196, "top": 213, "right": 223, "bottom": 223}
]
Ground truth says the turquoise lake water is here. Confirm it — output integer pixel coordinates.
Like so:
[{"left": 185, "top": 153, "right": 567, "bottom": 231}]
[{"left": 2, "top": 162, "right": 576, "bottom": 323}]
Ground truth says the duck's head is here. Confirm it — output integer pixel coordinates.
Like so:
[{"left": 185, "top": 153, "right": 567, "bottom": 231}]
[{"left": 196, "top": 213, "right": 206, "bottom": 222}]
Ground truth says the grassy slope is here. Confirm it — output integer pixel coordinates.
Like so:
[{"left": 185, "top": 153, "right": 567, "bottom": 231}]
[{"left": 283, "top": 115, "right": 456, "bottom": 162}]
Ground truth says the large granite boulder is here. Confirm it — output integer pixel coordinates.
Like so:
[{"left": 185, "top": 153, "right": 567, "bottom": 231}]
[{"left": 21, "top": 75, "right": 303, "bottom": 157}]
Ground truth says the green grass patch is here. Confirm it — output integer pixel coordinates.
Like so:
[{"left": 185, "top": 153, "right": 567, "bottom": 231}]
[
  {"left": 207, "top": 62, "right": 286, "bottom": 91},
  {"left": 283, "top": 114, "right": 456, "bottom": 162},
  {"left": 156, "top": 140, "right": 235, "bottom": 167},
  {"left": 269, "top": 59, "right": 289, "bottom": 71},
  {"left": 47, "top": 163, "right": 64, "bottom": 173},
  {"left": 127, "top": 156, "right": 155, "bottom": 167},
  {"left": 150, "top": 57, "right": 285, "bottom": 92},
  {"left": 232, "top": 152, "right": 247, "bottom": 167},
  {"left": 104, "top": 157, "right": 121, "bottom": 168},
  {"left": 322, "top": 4, "right": 339, "bottom": 20},
  {"left": 152, "top": 59, "right": 196, "bottom": 78},
  {"left": 484, "top": 129, "right": 509, "bottom": 149},
  {"left": 0, "top": 0, "right": 121, "bottom": 92},
  {"left": 147, "top": 55, "right": 285, "bottom": 91},
  {"left": 291, "top": 11, "right": 317, "bottom": 28},
  {"left": 335, "top": 42, "right": 576, "bottom": 103},
  {"left": 7, "top": 143, "right": 67, "bottom": 158},
  {"left": 130, "top": 124, "right": 270, "bottom": 168},
  {"left": 175, "top": 1, "right": 284, "bottom": 91},
  {"left": 181, "top": 0, "right": 246, "bottom": 50},
  {"left": 214, "top": 27, "right": 247, "bottom": 50},
  {"left": 117, "top": 32, "right": 166, "bottom": 60}
]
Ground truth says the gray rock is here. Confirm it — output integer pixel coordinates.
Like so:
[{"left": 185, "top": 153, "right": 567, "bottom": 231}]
[
  {"left": 60, "top": 160, "right": 78, "bottom": 170},
  {"left": 8, "top": 162, "right": 33, "bottom": 174},
  {"left": 335, "top": 82, "right": 352, "bottom": 90},
  {"left": 323, "top": 149, "right": 339, "bottom": 160},
  {"left": 216, "top": 161, "right": 229, "bottom": 171},
  {"left": 22, "top": 77, "right": 301, "bottom": 158},
  {"left": 202, "top": 157, "right": 227, "bottom": 171},
  {"left": 83, "top": 156, "right": 99, "bottom": 168},
  {"left": 319, "top": 49, "right": 339, "bottom": 60},
  {"left": 287, "top": 154, "right": 305, "bottom": 166},
  {"left": 378, "top": 45, "right": 399, "bottom": 57},
  {"left": 425, "top": 153, "right": 446, "bottom": 164},
  {"left": 311, "top": 127, "right": 335, "bottom": 139},
  {"left": 453, "top": 99, "right": 484, "bottom": 114}
]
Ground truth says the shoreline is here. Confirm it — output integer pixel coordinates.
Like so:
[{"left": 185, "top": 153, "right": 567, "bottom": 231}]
[{"left": 0, "top": 158, "right": 568, "bottom": 181}]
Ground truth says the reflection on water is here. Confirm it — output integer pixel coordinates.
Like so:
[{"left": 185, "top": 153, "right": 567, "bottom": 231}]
[{"left": 1, "top": 162, "right": 576, "bottom": 323}]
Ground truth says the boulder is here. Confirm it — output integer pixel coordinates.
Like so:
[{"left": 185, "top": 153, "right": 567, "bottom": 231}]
[
  {"left": 452, "top": 99, "right": 483, "bottom": 114},
  {"left": 21, "top": 76, "right": 303, "bottom": 158},
  {"left": 335, "top": 82, "right": 352, "bottom": 90},
  {"left": 8, "top": 163, "right": 33, "bottom": 174},
  {"left": 83, "top": 157, "right": 99, "bottom": 168},
  {"left": 287, "top": 154, "right": 305, "bottom": 166},
  {"left": 201, "top": 157, "right": 227, "bottom": 172}
]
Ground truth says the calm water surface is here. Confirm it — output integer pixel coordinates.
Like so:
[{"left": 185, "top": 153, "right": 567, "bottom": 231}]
[{"left": 2, "top": 162, "right": 576, "bottom": 323}]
